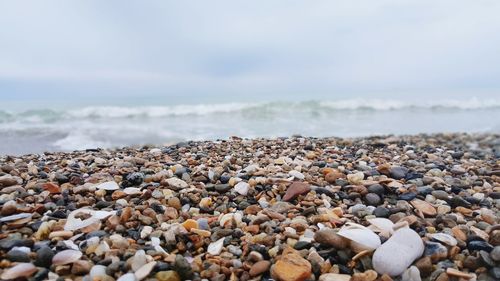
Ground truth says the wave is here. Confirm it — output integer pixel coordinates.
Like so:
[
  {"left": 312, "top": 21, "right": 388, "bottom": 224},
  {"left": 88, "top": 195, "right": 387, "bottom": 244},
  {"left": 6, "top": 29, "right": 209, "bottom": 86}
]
[{"left": 1, "top": 98, "right": 499, "bottom": 122}]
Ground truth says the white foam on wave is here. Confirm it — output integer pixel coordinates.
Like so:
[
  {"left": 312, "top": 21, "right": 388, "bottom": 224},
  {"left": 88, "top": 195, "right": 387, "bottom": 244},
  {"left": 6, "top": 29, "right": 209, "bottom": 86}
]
[
  {"left": 68, "top": 103, "right": 260, "bottom": 118},
  {"left": 320, "top": 97, "right": 500, "bottom": 110},
  {"left": 53, "top": 132, "right": 112, "bottom": 151}
]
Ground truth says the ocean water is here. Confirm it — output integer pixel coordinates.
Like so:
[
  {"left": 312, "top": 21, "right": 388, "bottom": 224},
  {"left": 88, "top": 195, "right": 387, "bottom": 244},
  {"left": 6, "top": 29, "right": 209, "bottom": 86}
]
[{"left": 1, "top": 97, "right": 500, "bottom": 155}]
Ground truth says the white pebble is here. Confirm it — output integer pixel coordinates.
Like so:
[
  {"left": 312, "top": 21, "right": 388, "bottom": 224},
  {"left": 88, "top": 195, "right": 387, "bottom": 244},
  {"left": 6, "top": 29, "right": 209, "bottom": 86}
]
[{"left": 207, "top": 237, "right": 225, "bottom": 255}]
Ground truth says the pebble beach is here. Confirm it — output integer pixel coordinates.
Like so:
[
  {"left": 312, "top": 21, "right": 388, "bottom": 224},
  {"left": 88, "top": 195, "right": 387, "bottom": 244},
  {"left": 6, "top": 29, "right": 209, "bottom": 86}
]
[{"left": 0, "top": 133, "right": 499, "bottom": 281}]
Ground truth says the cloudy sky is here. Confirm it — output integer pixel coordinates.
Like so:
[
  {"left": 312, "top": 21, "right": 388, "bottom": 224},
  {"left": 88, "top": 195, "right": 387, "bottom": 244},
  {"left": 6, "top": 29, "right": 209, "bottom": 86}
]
[{"left": 1, "top": 0, "right": 500, "bottom": 105}]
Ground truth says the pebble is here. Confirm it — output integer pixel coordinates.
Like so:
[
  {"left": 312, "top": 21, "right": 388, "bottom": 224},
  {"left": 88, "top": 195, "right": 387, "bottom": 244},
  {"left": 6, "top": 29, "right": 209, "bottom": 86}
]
[
  {"left": 314, "top": 228, "right": 348, "bottom": 249},
  {"left": 156, "top": 271, "right": 181, "bottom": 281},
  {"left": 249, "top": 260, "right": 271, "bottom": 277},
  {"left": 35, "top": 246, "right": 54, "bottom": 268},
  {"left": 207, "top": 237, "right": 225, "bottom": 255},
  {"left": 373, "top": 227, "right": 424, "bottom": 276},
  {"left": 271, "top": 247, "right": 311, "bottom": 281},
  {"left": 234, "top": 181, "right": 250, "bottom": 195},
  {"left": 6, "top": 249, "right": 30, "bottom": 262},
  {"left": 283, "top": 182, "right": 311, "bottom": 201},
  {"left": 365, "top": 193, "right": 382, "bottom": 206},
  {"left": 411, "top": 199, "right": 436, "bottom": 216},
  {"left": 491, "top": 246, "right": 500, "bottom": 261}
]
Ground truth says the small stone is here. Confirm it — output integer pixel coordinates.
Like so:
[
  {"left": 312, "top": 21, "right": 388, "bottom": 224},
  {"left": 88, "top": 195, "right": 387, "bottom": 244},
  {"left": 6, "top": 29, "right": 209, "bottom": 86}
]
[
  {"left": 368, "top": 184, "right": 385, "bottom": 195},
  {"left": 71, "top": 260, "right": 92, "bottom": 275},
  {"left": 96, "top": 181, "right": 120, "bottom": 190},
  {"left": 283, "top": 182, "right": 311, "bottom": 201},
  {"left": 207, "top": 237, "right": 225, "bottom": 255},
  {"left": 0, "top": 263, "right": 38, "bottom": 280},
  {"left": 314, "top": 228, "right": 348, "bottom": 249},
  {"left": 35, "top": 246, "right": 54, "bottom": 268},
  {"left": 199, "top": 197, "right": 212, "bottom": 208},
  {"left": 325, "top": 171, "right": 345, "bottom": 184},
  {"left": 415, "top": 256, "right": 432, "bottom": 277},
  {"left": 468, "top": 240, "right": 494, "bottom": 252},
  {"left": 156, "top": 271, "right": 181, "bottom": 281},
  {"left": 424, "top": 241, "right": 448, "bottom": 262},
  {"left": 271, "top": 247, "right": 312, "bottom": 281},
  {"left": 373, "top": 207, "right": 390, "bottom": 218},
  {"left": 365, "top": 193, "right": 381, "bottom": 206},
  {"left": 234, "top": 181, "right": 250, "bottom": 195},
  {"left": 6, "top": 249, "right": 30, "bottom": 262},
  {"left": 182, "top": 219, "right": 198, "bottom": 231},
  {"left": 373, "top": 227, "right": 424, "bottom": 276},
  {"left": 431, "top": 190, "right": 449, "bottom": 200},
  {"left": 318, "top": 273, "right": 351, "bottom": 281},
  {"left": 401, "top": 266, "right": 421, "bottom": 281},
  {"left": 411, "top": 199, "right": 436, "bottom": 217},
  {"left": 491, "top": 246, "right": 500, "bottom": 261},
  {"left": 389, "top": 166, "right": 408, "bottom": 180},
  {"left": 445, "top": 268, "right": 474, "bottom": 279},
  {"left": 173, "top": 255, "right": 193, "bottom": 280},
  {"left": 167, "top": 197, "right": 182, "bottom": 210},
  {"left": 347, "top": 172, "right": 364, "bottom": 184},
  {"left": 398, "top": 193, "right": 417, "bottom": 201},
  {"left": 165, "top": 177, "right": 188, "bottom": 189},
  {"left": 351, "top": 270, "right": 377, "bottom": 281},
  {"left": 126, "top": 172, "right": 144, "bottom": 186},
  {"left": 249, "top": 260, "right": 271, "bottom": 277},
  {"left": 90, "top": 265, "right": 108, "bottom": 280}
]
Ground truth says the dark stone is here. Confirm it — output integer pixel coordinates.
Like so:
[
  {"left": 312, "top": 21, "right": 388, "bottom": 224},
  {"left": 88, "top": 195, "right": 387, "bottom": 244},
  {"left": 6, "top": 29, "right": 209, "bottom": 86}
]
[
  {"left": 405, "top": 172, "right": 423, "bottom": 180},
  {"left": 214, "top": 184, "right": 231, "bottom": 192},
  {"left": 174, "top": 254, "right": 193, "bottom": 280},
  {"left": 6, "top": 249, "right": 30, "bottom": 262},
  {"left": 468, "top": 240, "right": 494, "bottom": 253},
  {"left": 219, "top": 175, "right": 231, "bottom": 184},
  {"left": 417, "top": 186, "right": 434, "bottom": 196},
  {"left": 489, "top": 192, "right": 500, "bottom": 199},
  {"left": 367, "top": 184, "right": 385, "bottom": 195},
  {"left": 293, "top": 241, "right": 311, "bottom": 250},
  {"left": 32, "top": 268, "right": 49, "bottom": 281},
  {"left": 86, "top": 230, "right": 107, "bottom": 239},
  {"left": 55, "top": 173, "right": 69, "bottom": 184},
  {"left": 431, "top": 190, "right": 449, "bottom": 200},
  {"left": 126, "top": 172, "right": 144, "bottom": 186},
  {"left": 106, "top": 261, "right": 124, "bottom": 276},
  {"left": 398, "top": 192, "right": 417, "bottom": 201},
  {"left": 50, "top": 209, "right": 67, "bottom": 219},
  {"left": 154, "top": 261, "right": 171, "bottom": 272},
  {"left": 95, "top": 201, "right": 113, "bottom": 209},
  {"left": 479, "top": 250, "right": 495, "bottom": 267},
  {"left": 364, "top": 193, "right": 381, "bottom": 206},
  {"left": 0, "top": 238, "right": 33, "bottom": 250},
  {"left": 450, "top": 196, "right": 472, "bottom": 208},
  {"left": 373, "top": 207, "right": 390, "bottom": 218},
  {"left": 35, "top": 246, "right": 54, "bottom": 268},
  {"left": 464, "top": 196, "right": 481, "bottom": 205},
  {"left": 490, "top": 267, "right": 500, "bottom": 279},
  {"left": 389, "top": 166, "right": 408, "bottom": 180}
]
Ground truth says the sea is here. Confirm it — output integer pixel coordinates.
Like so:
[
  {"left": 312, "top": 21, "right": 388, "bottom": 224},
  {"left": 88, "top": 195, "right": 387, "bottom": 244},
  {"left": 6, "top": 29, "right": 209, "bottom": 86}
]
[{"left": 1, "top": 95, "right": 500, "bottom": 155}]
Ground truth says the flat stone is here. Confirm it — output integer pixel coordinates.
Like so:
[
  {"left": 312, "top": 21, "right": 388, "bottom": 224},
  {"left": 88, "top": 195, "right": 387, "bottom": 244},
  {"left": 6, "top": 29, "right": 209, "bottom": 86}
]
[
  {"left": 411, "top": 199, "right": 436, "bottom": 216},
  {"left": 373, "top": 227, "right": 424, "bottom": 276},
  {"left": 249, "top": 260, "right": 271, "bottom": 277},
  {"left": 314, "top": 228, "right": 348, "bottom": 249},
  {"left": 389, "top": 166, "right": 408, "bottom": 180},
  {"left": 156, "top": 271, "right": 181, "bottom": 281},
  {"left": 271, "top": 247, "right": 312, "bottom": 281},
  {"left": 283, "top": 182, "right": 311, "bottom": 202}
]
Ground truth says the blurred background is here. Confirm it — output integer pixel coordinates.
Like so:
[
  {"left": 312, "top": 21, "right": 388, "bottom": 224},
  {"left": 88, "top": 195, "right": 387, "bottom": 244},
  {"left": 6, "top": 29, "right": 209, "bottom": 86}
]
[{"left": 1, "top": 1, "right": 500, "bottom": 155}]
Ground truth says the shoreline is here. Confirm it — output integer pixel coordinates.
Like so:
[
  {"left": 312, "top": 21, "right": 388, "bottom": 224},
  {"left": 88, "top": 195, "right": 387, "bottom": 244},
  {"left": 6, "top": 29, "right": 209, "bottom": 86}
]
[{"left": 0, "top": 133, "right": 499, "bottom": 280}]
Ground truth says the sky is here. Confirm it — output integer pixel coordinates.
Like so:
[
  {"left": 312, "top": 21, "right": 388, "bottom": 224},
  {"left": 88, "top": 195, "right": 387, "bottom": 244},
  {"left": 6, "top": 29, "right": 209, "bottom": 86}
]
[{"left": 1, "top": 0, "right": 500, "bottom": 106}]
